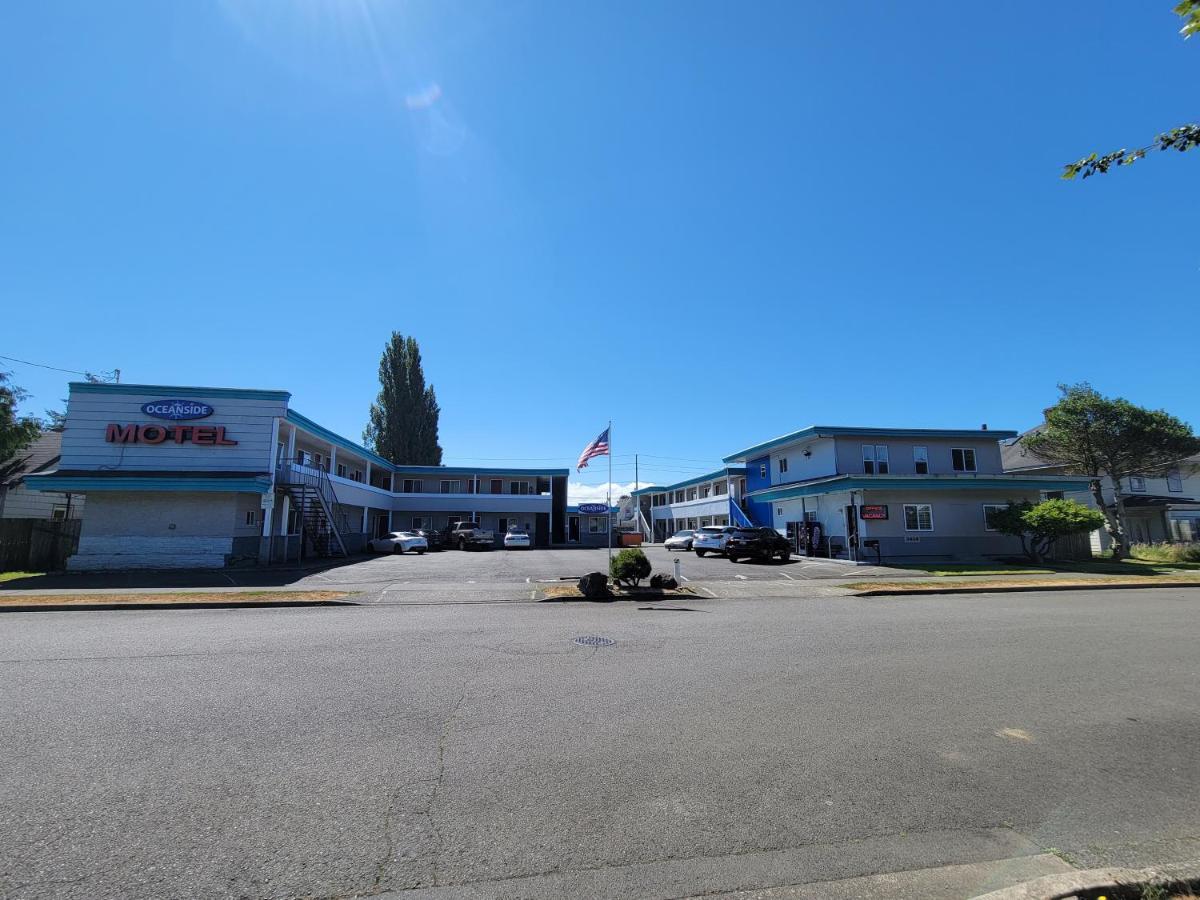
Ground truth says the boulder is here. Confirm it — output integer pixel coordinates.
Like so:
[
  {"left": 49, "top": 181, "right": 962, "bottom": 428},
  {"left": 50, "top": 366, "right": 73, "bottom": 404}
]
[
  {"left": 578, "top": 572, "right": 610, "bottom": 599},
  {"left": 650, "top": 573, "right": 679, "bottom": 590}
]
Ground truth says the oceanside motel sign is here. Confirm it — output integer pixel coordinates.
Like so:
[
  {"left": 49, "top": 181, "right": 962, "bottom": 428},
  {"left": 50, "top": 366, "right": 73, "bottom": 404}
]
[{"left": 105, "top": 399, "right": 237, "bottom": 446}]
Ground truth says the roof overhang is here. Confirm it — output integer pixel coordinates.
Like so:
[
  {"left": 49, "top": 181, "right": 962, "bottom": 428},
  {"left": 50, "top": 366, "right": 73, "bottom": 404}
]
[
  {"left": 723, "top": 426, "right": 1019, "bottom": 464},
  {"left": 746, "top": 474, "right": 1093, "bottom": 504},
  {"left": 24, "top": 471, "right": 273, "bottom": 495}
]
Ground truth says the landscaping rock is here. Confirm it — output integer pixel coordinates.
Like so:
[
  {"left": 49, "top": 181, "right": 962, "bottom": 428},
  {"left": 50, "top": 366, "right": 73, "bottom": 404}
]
[
  {"left": 578, "top": 572, "right": 610, "bottom": 599},
  {"left": 650, "top": 573, "right": 678, "bottom": 590}
]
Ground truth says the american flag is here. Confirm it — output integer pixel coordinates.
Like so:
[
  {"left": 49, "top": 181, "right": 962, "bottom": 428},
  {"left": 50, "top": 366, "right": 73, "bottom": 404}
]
[{"left": 576, "top": 426, "right": 610, "bottom": 471}]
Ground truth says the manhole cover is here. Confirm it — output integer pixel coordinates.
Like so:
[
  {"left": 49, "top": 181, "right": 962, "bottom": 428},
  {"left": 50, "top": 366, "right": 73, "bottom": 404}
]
[{"left": 573, "top": 635, "right": 615, "bottom": 647}]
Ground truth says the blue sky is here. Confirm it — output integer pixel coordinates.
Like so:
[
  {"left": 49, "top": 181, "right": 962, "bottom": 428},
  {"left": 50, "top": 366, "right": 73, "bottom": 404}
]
[{"left": 2, "top": 1, "right": 1196, "bottom": 501}]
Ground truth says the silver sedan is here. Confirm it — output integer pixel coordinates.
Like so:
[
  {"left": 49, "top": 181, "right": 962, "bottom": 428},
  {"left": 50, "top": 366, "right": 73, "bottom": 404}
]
[{"left": 664, "top": 529, "right": 696, "bottom": 551}]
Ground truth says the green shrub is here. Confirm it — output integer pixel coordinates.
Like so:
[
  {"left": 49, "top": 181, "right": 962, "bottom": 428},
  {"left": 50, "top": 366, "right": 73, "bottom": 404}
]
[
  {"left": 988, "top": 499, "right": 1106, "bottom": 563},
  {"left": 1131, "top": 542, "right": 1200, "bottom": 563},
  {"left": 610, "top": 548, "right": 651, "bottom": 587}
]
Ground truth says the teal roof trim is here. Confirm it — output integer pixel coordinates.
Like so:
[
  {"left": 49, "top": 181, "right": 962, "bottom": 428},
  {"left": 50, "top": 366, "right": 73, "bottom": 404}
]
[
  {"left": 746, "top": 475, "right": 1093, "bottom": 503},
  {"left": 632, "top": 467, "right": 745, "bottom": 495},
  {"left": 286, "top": 410, "right": 395, "bottom": 470},
  {"left": 24, "top": 473, "right": 272, "bottom": 495},
  {"left": 723, "top": 426, "right": 1019, "bottom": 463},
  {"left": 69, "top": 382, "right": 290, "bottom": 402}
]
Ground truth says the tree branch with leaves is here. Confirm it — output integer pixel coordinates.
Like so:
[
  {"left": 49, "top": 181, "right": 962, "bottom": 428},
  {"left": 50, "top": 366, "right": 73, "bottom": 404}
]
[{"left": 1062, "top": 2, "right": 1200, "bottom": 179}]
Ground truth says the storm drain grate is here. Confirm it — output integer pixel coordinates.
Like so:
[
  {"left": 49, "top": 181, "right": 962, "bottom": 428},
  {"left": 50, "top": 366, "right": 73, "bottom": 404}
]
[{"left": 573, "top": 635, "right": 615, "bottom": 647}]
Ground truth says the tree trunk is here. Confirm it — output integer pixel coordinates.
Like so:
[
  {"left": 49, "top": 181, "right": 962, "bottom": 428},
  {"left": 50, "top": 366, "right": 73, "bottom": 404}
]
[{"left": 1090, "top": 477, "right": 1126, "bottom": 559}]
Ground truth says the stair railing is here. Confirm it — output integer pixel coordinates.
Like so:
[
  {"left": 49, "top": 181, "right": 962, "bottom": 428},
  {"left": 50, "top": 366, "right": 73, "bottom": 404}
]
[{"left": 276, "top": 456, "right": 349, "bottom": 556}]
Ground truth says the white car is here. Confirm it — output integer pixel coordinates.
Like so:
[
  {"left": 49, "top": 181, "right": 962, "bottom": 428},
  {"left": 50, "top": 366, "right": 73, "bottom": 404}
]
[
  {"left": 503, "top": 529, "right": 532, "bottom": 550},
  {"left": 369, "top": 531, "right": 428, "bottom": 555},
  {"left": 664, "top": 529, "right": 696, "bottom": 551},
  {"left": 693, "top": 525, "right": 737, "bottom": 557}
]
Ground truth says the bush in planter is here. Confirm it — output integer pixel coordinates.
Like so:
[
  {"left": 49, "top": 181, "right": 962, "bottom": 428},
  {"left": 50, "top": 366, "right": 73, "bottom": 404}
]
[{"left": 610, "top": 548, "right": 651, "bottom": 587}]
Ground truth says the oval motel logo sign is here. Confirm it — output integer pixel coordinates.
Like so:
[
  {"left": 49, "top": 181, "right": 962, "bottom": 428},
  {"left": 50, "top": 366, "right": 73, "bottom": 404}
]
[{"left": 140, "top": 399, "right": 214, "bottom": 421}]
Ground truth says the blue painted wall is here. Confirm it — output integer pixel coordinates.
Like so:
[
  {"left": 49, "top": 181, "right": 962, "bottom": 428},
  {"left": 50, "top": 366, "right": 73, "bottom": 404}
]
[{"left": 742, "top": 455, "right": 773, "bottom": 526}]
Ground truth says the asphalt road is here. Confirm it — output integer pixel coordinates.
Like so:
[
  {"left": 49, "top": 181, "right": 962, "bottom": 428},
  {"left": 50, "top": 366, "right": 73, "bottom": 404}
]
[{"left": 2, "top": 588, "right": 1199, "bottom": 899}]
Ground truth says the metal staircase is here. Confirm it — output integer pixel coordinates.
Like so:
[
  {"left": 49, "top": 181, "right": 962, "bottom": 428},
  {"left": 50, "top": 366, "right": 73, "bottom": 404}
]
[
  {"left": 730, "top": 498, "right": 755, "bottom": 528},
  {"left": 276, "top": 457, "right": 348, "bottom": 558}
]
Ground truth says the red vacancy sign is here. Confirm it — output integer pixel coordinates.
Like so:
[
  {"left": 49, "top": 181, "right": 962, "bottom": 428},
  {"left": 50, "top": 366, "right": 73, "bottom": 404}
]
[{"left": 859, "top": 505, "right": 888, "bottom": 520}]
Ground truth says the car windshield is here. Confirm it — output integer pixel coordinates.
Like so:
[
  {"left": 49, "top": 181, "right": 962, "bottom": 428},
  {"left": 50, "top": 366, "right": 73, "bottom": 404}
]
[
  {"left": 732, "top": 529, "right": 758, "bottom": 536},
  {"left": 673, "top": 530, "right": 694, "bottom": 537},
  {"left": 508, "top": 531, "right": 528, "bottom": 536}
]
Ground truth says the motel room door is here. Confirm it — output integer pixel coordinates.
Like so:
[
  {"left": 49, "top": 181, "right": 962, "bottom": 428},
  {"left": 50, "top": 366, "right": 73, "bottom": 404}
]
[{"left": 568, "top": 516, "right": 580, "bottom": 542}]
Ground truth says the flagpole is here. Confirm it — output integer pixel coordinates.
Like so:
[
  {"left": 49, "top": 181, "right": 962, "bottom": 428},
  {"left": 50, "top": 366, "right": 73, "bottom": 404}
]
[{"left": 607, "top": 419, "right": 613, "bottom": 569}]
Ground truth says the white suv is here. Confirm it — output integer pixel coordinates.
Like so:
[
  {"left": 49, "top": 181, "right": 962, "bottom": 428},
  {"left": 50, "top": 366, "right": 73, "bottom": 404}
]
[{"left": 693, "top": 526, "right": 737, "bottom": 557}]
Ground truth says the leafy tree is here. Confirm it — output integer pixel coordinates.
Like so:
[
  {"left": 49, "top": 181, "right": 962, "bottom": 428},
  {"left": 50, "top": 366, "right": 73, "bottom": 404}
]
[
  {"left": 989, "top": 499, "right": 1106, "bottom": 563},
  {"left": 610, "top": 548, "right": 651, "bottom": 588},
  {"left": 363, "top": 333, "right": 443, "bottom": 465},
  {"left": 1062, "top": 3, "right": 1200, "bottom": 179},
  {"left": 0, "top": 372, "right": 43, "bottom": 480},
  {"left": 1023, "top": 384, "right": 1200, "bottom": 558}
]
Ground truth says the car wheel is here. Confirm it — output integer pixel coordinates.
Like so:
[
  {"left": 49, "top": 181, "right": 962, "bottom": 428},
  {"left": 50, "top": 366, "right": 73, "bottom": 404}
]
[
  {"left": 728, "top": 554, "right": 740, "bottom": 563},
  {"left": 778, "top": 548, "right": 790, "bottom": 563},
  {"left": 393, "top": 545, "right": 403, "bottom": 554},
  {"left": 457, "top": 539, "right": 466, "bottom": 551},
  {"left": 695, "top": 549, "right": 706, "bottom": 557},
  {"left": 417, "top": 549, "right": 425, "bottom": 555}
]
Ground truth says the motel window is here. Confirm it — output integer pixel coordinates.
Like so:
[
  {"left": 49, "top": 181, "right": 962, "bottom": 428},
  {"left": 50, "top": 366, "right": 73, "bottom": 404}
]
[
  {"left": 687, "top": 518, "right": 698, "bottom": 530},
  {"left": 863, "top": 445, "right": 889, "bottom": 475},
  {"left": 447, "top": 515, "right": 462, "bottom": 527},
  {"left": 903, "top": 504, "right": 934, "bottom": 531},
  {"left": 509, "top": 481, "right": 532, "bottom": 495},
  {"left": 675, "top": 490, "right": 685, "bottom": 503},
  {"left": 1042, "top": 490, "right": 1064, "bottom": 501},
  {"left": 354, "top": 470, "right": 364, "bottom": 482},
  {"left": 491, "top": 479, "right": 503, "bottom": 494},
  {"left": 714, "top": 480, "right": 726, "bottom": 495},
  {"left": 760, "top": 464, "right": 767, "bottom": 479},
  {"left": 589, "top": 517, "right": 606, "bottom": 534},
  {"left": 1168, "top": 469, "right": 1183, "bottom": 492},
  {"left": 913, "top": 446, "right": 928, "bottom": 475},
  {"left": 412, "top": 517, "right": 425, "bottom": 530},
  {"left": 441, "top": 480, "right": 462, "bottom": 494},
  {"left": 951, "top": 448, "right": 977, "bottom": 472},
  {"left": 244, "top": 510, "right": 258, "bottom": 527},
  {"left": 336, "top": 464, "right": 347, "bottom": 478},
  {"left": 402, "top": 479, "right": 424, "bottom": 493},
  {"left": 779, "top": 457, "right": 788, "bottom": 475},
  {"left": 739, "top": 478, "right": 746, "bottom": 497},
  {"left": 1130, "top": 476, "right": 1146, "bottom": 492},
  {"left": 982, "top": 504, "right": 1007, "bottom": 531},
  {"left": 498, "top": 518, "right": 510, "bottom": 534},
  {"left": 51, "top": 505, "right": 67, "bottom": 522},
  {"left": 700, "top": 484, "right": 710, "bottom": 499},
  {"left": 686, "top": 487, "right": 697, "bottom": 501}
]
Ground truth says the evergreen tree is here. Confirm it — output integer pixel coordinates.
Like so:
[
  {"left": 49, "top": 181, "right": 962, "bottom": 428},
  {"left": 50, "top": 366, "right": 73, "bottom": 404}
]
[{"left": 363, "top": 333, "right": 443, "bottom": 465}]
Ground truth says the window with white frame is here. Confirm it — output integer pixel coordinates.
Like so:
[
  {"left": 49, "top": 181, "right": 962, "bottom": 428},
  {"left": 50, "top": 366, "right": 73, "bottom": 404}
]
[
  {"left": 700, "top": 484, "right": 710, "bottom": 499},
  {"left": 913, "top": 446, "right": 928, "bottom": 475},
  {"left": 862, "top": 445, "right": 889, "bottom": 475},
  {"left": 951, "top": 448, "right": 977, "bottom": 472},
  {"left": 51, "top": 505, "right": 68, "bottom": 522},
  {"left": 402, "top": 478, "right": 424, "bottom": 493},
  {"left": 760, "top": 464, "right": 767, "bottom": 478},
  {"left": 1167, "top": 469, "right": 1183, "bottom": 492},
  {"left": 686, "top": 487, "right": 696, "bottom": 501},
  {"left": 336, "top": 463, "right": 347, "bottom": 478},
  {"left": 498, "top": 517, "right": 510, "bottom": 534},
  {"left": 244, "top": 509, "right": 258, "bottom": 527},
  {"left": 446, "top": 515, "right": 462, "bottom": 527},
  {"left": 411, "top": 517, "right": 425, "bottom": 530},
  {"left": 441, "top": 480, "right": 462, "bottom": 494},
  {"left": 713, "top": 480, "right": 726, "bottom": 495},
  {"left": 982, "top": 504, "right": 1007, "bottom": 531},
  {"left": 779, "top": 457, "right": 789, "bottom": 474},
  {"left": 903, "top": 503, "right": 934, "bottom": 531},
  {"left": 1129, "top": 475, "right": 1146, "bottom": 492},
  {"left": 1042, "top": 490, "right": 1064, "bottom": 500},
  {"left": 687, "top": 518, "right": 698, "bottom": 530},
  {"left": 674, "top": 490, "right": 685, "bottom": 503},
  {"left": 588, "top": 516, "right": 606, "bottom": 533}
]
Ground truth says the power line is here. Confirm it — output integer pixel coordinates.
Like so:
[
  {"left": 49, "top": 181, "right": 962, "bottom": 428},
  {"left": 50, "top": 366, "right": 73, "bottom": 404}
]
[{"left": 0, "top": 354, "right": 92, "bottom": 377}]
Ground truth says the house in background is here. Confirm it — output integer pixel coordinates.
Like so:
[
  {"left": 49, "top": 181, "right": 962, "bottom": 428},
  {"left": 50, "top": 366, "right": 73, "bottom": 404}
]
[
  {"left": 0, "top": 430, "right": 84, "bottom": 521},
  {"left": 1002, "top": 429, "right": 1200, "bottom": 550},
  {"left": 721, "top": 425, "right": 1090, "bottom": 562}
]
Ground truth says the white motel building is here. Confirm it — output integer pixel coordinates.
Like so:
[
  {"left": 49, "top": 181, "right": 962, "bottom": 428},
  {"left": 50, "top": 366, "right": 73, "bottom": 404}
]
[{"left": 26, "top": 382, "right": 568, "bottom": 570}]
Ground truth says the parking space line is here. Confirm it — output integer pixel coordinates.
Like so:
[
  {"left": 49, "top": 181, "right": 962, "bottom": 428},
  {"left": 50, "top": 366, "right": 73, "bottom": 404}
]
[
  {"left": 779, "top": 571, "right": 795, "bottom": 581},
  {"left": 734, "top": 574, "right": 748, "bottom": 580}
]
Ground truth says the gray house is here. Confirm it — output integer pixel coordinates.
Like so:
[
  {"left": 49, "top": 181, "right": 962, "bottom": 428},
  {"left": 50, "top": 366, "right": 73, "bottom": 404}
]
[{"left": 0, "top": 431, "right": 84, "bottom": 521}]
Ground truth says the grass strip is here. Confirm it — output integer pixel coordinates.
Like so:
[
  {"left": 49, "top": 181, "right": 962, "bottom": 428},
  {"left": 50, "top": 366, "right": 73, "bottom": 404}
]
[
  {"left": 0, "top": 590, "right": 352, "bottom": 607},
  {"left": 845, "top": 576, "right": 1200, "bottom": 594}
]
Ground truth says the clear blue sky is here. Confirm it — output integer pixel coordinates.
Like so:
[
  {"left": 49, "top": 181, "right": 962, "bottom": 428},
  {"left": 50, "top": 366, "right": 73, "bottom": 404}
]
[{"left": 2, "top": 1, "right": 1196, "bottom": 499}]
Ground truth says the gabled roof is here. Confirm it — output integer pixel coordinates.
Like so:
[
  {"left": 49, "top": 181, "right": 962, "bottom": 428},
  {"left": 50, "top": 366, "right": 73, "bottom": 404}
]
[
  {"left": 724, "top": 426, "right": 1018, "bottom": 464},
  {"left": 2, "top": 430, "right": 63, "bottom": 487}
]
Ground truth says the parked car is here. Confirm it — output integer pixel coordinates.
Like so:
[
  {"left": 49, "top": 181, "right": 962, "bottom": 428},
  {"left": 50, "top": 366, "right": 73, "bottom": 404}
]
[
  {"left": 413, "top": 528, "right": 444, "bottom": 551},
  {"left": 368, "top": 531, "right": 428, "bottom": 555},
  {"left": 693, "top": 525, "right": 737, "bottom": 557},
  {"left": 725, "top": 527, "right": 791, "bottom": 563},
  {"left": 664, "top": 529, "right": 696, "bottom": 551},
  {"left": 503, "top": 529, "right": 531, "bottom": 550},
  {"left": 445, "top": 521, "right": 495, "bottom": 551}
]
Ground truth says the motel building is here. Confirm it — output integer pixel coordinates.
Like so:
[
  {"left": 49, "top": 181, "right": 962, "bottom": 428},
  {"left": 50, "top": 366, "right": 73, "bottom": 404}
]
[
  {"left": 651, "top": 426, "right": 1090, "bottom": 563},
  {"left": 633, "top": 467, "right": 750, "bottom": 542},
  {"left": 25, "top": 382, "right": 568, "bottom": 570}
]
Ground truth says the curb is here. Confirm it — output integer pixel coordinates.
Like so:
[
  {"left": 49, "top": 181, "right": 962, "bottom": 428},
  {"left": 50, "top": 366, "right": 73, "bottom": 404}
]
[
  {"left": 0, "top": 600, "right": 359, "bottom": 613},
  {"left": 854, "top": 580, "right": 1200, "bottom": 597},
  {"left": 971, "top": 858, "right": 1200, "bottom": 899}
]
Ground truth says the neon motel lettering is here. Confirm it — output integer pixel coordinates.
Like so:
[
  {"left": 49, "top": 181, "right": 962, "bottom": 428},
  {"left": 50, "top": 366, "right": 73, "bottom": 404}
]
[{"left": 105, "top": 424, "right": 238, "bottom": 446}]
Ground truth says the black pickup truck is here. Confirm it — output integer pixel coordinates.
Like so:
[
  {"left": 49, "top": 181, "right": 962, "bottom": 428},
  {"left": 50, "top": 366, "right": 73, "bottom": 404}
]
[{"left": 725, "top": 527, "right": 792, "bottom": 563}]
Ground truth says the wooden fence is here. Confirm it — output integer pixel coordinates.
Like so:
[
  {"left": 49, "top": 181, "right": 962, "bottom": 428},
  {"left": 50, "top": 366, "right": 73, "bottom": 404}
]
[{"left": 0, "top": 519, "right": 82, "bottom": 572}]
